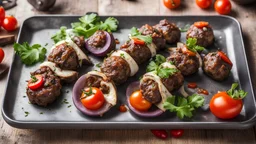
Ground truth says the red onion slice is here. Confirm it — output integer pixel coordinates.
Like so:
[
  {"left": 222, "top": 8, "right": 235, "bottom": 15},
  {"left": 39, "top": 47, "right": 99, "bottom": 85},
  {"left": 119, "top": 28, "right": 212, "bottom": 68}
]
[
  {"left": 126, "top": 81, "right": 164, "bottom": 117},
  {"left": 72, "top": 75, "right": 112, "bottom": 116},
  {"left": 85, "top": 31, "right": 116, "bottom": 57}
]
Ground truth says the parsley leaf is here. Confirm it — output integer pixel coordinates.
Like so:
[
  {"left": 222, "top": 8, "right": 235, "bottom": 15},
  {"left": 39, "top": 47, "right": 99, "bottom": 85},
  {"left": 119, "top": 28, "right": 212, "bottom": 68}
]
[
  {"left": 51, "top": 26, "right": 67, "bottom": 43},
  {"left": 100, "top": 17, "right": 119, "bottom": 32},
  {"left": 13, "top": 42, "right": 47, "bottom": 66},
  {"left": 186, "top": 38, "right": 205, "bottom": 53},
  {"left": 157, "top": 68, "right": 179, "bottom": 79},
  {"left": 163, "top": 94, "right": 205, "bottom": 119},
  {"left": 130, "top": 27, "right": 152, "bottom": 44},
  {"left": 146, "top": 61, "right": 158, "bottom": 72},
  {"left": 146, "top": 54, "right": 166, "bottom": 72},
  {"left": 227, "top": 83, "right": 247, "bottom": 99},
  {"left": 155, "top": 54, "right": 166, "bottom": 65}
]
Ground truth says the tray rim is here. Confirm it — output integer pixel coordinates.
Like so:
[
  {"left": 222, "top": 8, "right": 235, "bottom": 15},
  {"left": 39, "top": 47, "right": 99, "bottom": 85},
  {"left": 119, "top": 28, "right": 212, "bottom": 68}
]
[{"left": 2, "top": 15, "right": 256, "bottom": 129}]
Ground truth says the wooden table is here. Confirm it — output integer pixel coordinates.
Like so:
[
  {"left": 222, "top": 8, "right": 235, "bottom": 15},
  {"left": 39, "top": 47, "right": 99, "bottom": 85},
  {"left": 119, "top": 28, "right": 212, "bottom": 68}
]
[{"left": 1, "top": 0, "right": 256, "bottom": 143}]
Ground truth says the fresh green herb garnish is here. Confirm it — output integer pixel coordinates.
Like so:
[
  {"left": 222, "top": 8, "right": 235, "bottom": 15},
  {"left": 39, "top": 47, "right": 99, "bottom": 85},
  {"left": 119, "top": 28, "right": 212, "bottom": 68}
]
[
  {"left": 179, "top": 24, "right": 190, "bottom": 32},
  {"left": 157, "top": 67, "right": 179, "bottom": 79},
  {"left": 163, "top": 94, "right": 205, "bottom": 119},
  {"left": 130, "top": 27, "right": 152, "bottom": 44},
  {"left": 62, "top": 98, "right": 69, "bottom": 104},
  {"left": 67, "top": 105, "right": 72, "bottom": 108},
  {"left": 13, "top": 42, "right": 47, "bottom": 66},
  {"left": 99, "top": 17, "right": 119, "bottom": 32},
  {"left": 23, "top": 96, "right": 26, "bottom": 98},
  {"left": 25, "top": 111, "right": 30, "bottom": 117},
  {"left": 81, "top": 87, "right": 94, "bottom": 99},
  {"left": 40, "top": 112, "right": 44, "bottom": 114},
  {"left": 95, "top": 63, "right": 101, "bottom": 68},
  {"left": 227, "top": 83, "right": 247, "bottom": 99},
  {"left": 31, "top": 75, "right": 38, "bottom": 83},
  {"left": 186, "top": 38, "right": 205, "bottom": 53},
  {"left": 51, "top": 26, "right": 67, "bottom": 43},
  {"left": 120, "top": 53, "right": 125, "bottom": 59}
]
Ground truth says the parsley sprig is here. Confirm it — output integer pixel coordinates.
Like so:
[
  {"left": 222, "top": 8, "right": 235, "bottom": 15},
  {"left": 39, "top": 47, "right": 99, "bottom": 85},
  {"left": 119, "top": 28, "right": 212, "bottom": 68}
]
[
  {"left": 31, "top": 75, "right": 38, "bottom": 83},
  {"left": 227, "top": 83, "right": 247, "bottom": 99},
  {"left": 163, "top": 94, "right": 205, "bottom": 119},
  {"left": 186, "top": 38, "right": 205, "bottom": 53},
  {"left": 80, "top": 87, "right": 94, "bottom": 99},
  {"left": 130, "top": 27, "right": 152, "bottom": 44},
  {"left": 51, "top": 26, "right": 67, "bottom": 44}
]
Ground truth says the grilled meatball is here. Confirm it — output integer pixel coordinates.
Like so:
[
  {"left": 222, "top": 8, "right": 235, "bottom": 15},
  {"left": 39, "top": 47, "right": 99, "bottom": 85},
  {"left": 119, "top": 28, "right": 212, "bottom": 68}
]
[
  {"left": 84, "top": 75, "right": 109, "bottom": 94},
  {"left": 87, "top": 30, "right": 107, "bottom": 48},
  {"left": 154, "top": 19, "right": 181, "bottom": 44},
  {"left": 101, "top": 56, "right": 130, "bottom": 85},
  {"left": 26, "top": 66, "right": 62, "bottom": 106},
  {"left": 73, "top": 36, "right": 85, "bottom": 49},
  {"left": 48, "top": 43, "right": 79, "bottom": 70},
  {"left": 120, "top": 40, "right": 151, "bottom": 64},
  {"left": 140, "top": 79, "right": 162, "bottom": 104},
  {"left": 139, "top": 24, "right": 165, "bottom": 50},
  {"left": 203, "top": 52, "right": 232, "bottom": 81},
  {"left": 167, "top": 47, "right": 200, "bottom": 76},
  {"left": 161, "top": 71, "right": 184, "bottom": 92},
  {"left": 186, "top": 24, "right": 214, "bottom": 47}
]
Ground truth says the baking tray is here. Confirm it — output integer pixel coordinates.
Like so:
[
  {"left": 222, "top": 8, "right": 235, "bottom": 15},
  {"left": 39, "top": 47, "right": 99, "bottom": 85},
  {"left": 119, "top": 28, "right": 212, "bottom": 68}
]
[{"left": 2, "top": 15, "right": 256, "bottom": 129}]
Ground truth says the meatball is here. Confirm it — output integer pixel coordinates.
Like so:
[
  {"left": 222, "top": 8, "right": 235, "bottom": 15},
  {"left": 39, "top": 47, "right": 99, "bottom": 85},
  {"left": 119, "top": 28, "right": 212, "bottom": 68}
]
[
  {"left": 139, "top": 24, "right": 166, "bottom": 50},
  {"left": 161, "top": 71, "right": 184, "bottom": 92},
  {"left": 84, "top": 74, "right": 109, "bottom": 94},
  {"left": 167, "top": 47, "right": 200, "bottom": 76},
  {"left": 72, "top": 36, "right": 85, "bottom": 49},
  {"left": 26, "top": 66, "right": 62, "bottom": 106},
  {"left": 203, "top": 52, "right": 232, "bottom": 81},
  {"left": 140, "top": 79, "right": 162, "bottom": 104},
  {"left": 48, "top": 43, "right": 79, "bottom": 70},
  {"left": 186, "top": 24, "right": 214, "bottom": 47},
  {"left": 87, "top": 30, "right": 107, "bottom": 48},
  {"left": 154, "top": 19, "right": 181, "bottom": 44},
  {"left": 101, "top": 56, "right": 130, "bottom": 85},
  {"left": 120, "top": 40, "right": 151, "bottom": 64}
]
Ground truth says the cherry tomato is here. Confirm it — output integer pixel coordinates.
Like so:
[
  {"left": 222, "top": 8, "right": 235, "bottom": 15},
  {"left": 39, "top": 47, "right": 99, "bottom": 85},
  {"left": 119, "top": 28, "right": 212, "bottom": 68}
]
[
  {"left": 218, "top": 51, "right": 233, "bottom": 66},
  {"left": 119, "top": 104, "right": 127, "bottom": 112},
  {"left": 210, "top": 91, "right": 243, "bottom": 119},
  {"left": 129, "top": 90, "right": 152, "bottom": 111},
  {"left": 170, "top": 129, "right": 184, "bottom": 138},
  {"left": 181, "top": 46, "right": 196, "bottom": 56},
  {"left": 132, "top": 37, "right": 145, "bottom": 45},
  {"left": 194, "top": 21, "right": 209, "bottom": 28},
  {"left": 151, "top": 130, "right": 168, "bottom": 139},
  {"left": 214, "top": 0, "right": 232, "bottom": 15},
  {"left": 28, "top": 75, "right": 44, "bottom": 90},
  {"left": 2, "top": 16, "right": 18, "bottom": 31},
  {"left": 0, "top": 48, "right": 4, "bottom": 63},
  {"left": 196, "top": 0, "right": 212, "bottom": 9},
  {"left": 0, "top": 6, "right": 5, "bottom": 25},
  {"left": 163, "top": 0, "right": 181, "bottom": 9},
  {"left": 81, "top": 87, "right": 105, "bottom": 110}
]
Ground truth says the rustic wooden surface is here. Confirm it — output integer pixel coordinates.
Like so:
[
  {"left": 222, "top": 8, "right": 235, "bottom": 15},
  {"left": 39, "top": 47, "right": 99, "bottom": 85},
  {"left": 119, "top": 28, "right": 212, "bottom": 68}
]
[{"left": 1, "top": 0, "right": 256, "bottom": 143}]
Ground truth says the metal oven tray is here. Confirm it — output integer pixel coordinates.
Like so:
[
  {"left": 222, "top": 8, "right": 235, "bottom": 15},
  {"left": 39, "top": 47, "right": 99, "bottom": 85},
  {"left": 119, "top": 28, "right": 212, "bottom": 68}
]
[{"left": 2, "top": 15, "right": 256, "bottom": 129}]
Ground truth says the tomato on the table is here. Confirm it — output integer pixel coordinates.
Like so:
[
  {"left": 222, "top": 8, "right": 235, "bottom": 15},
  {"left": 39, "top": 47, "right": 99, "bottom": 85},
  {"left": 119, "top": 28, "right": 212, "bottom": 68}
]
[
  {"left": 80, "top": 87, "right": 105, "bottom": 110},
  {"left": 196, "top": 0, "right": 212, "bottom": 9},
  {"left": 194, "top": 21, "right": 209, "bottom": 28},
  {"left": 170, "top": 129, "right": 184, "bottom": 138},
  {"left": 0, "top": 6, "right": 5, "bottom": 25},
  {"left": 129, "top": 90, "right": 152, "bottom": 111},
  {"left": 2, "top": 16, "right": 18, "bottom": 31},
  {"left": 218, "top": 51, "right": 233, "bottom": 66},
  {"left": 214, "top": 0, "right": 232, "bottom": 15},
  {"left": 0, "top": 48, "right": 4, "bottom": 63},
  {"left": 28, "top": 75, "right": 44, "bottom": 90},
  {"left": 163, "top": 0, "right": 181, "bottom": 9},
  {"left": 132, "top": 37, "right": 145, "bottom": 45},
  {"left": 151, "top": 130, "right": 168, "bottom": 139}
]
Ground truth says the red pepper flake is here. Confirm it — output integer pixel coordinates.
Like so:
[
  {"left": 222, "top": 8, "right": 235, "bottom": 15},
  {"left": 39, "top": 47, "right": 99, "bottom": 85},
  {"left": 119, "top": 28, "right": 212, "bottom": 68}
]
[
  {"left": 187, "top": 82, "right": 197, "bottom": 89},
  {"left": 115, "top": 38, "right": 120, "bottom": 44},
  {"left": 119, "top": 104, "right": 127, "bottom": 112},
  {"left": 198, "top": 88, "right": 209, "bottom": 95}
]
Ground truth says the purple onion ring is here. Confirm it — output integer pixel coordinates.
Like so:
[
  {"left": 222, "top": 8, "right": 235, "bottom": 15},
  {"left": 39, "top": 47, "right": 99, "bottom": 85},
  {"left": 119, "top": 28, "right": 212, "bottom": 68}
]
[
  {"left": 85, "top": 31, "right": 116, "bottom": 57},
  {"left": 126, "top": 81, "right": 164, "bottom": 117},
  {"left": 72, "top": 75, "right": 112, "bottom": 116}
]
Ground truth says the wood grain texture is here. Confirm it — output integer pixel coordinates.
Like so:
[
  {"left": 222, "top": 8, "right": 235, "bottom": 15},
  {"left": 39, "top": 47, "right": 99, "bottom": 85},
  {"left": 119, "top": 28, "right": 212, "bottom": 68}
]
[{"left": 1, "top": 0, "right": 256, "bottom": 143}]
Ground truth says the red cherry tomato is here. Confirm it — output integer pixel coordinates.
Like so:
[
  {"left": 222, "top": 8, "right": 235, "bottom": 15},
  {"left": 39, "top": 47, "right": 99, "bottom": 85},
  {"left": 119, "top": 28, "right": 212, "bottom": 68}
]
[
  {"left": 151, "top": 130, "right": 168, "bottom": 139},
  {"left": 218, "top": 51, "right": 233, "bottom": 66},
  {"left": 210, "top": 92, "right": 243, "bottom": 119},
  {"left": 2, "top": 16, "right": 18, "bottom": 31},
  {"left": 214, "top": 0, "right": 232, "bottom": 15},
  {"left": 132, "top": 37, "right": 145, "bottom": 45},
  {"left": 196, "top": 0, "right": 212, "bottom": 9},
  {"left": 181, "top": 45, "right": 196, "bottom": 56},
  {"left": 28, "top": 75, "right": 44, "bottom": 90},
  {"left": 129, "top": 90, "right": 152, "bottom": 111},
  {"left": 194, "top": 21, "right": 209, "bottom": 28},
  {"left": 170, "top": 129, "right": 184, "bottom": 138},
  {"left": 0, "top": 48, "right": 4, "bottom": 63},
  {"left": 80, "top": 87, "right": 105, "bottom": 110},
  {"left": 163, "top": 0, "right": 181, "bottom": 9},
  {"left": 0, "top": 6, "right": 5, "bottom": 25}
]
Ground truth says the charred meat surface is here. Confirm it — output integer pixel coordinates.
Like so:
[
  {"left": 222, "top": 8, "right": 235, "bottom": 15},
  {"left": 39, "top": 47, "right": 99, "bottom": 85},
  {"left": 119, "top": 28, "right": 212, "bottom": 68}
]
[
  {"left": 186, "top": 24, "right": 214, "bottom": 47},
  {"left": 72, "top": 36, "right": 85, "bottom": 49},
  {"left": 101, "top": 56, "right": 130, "bottom": 85},
  {"left": 161, "top": 71, "right": 184, "bottom": 92},
  {"left": 154, "top": 19, "right": 181, "bottom": 44},
  {"left": 120, "top": 40, "right": 151, "bottom": 64},
  {"left": 48, "top": 43, "right": 79, "bottom": 70},
  {"left": 167, "top": 48, "right": 200, "bottom": 76},
  {"left": 26, "top": 66, "right": 62, "bottom": 106},
  {"left": 87, "top": 30, "right": 107, "bottom": 48},
  {"left": 140, "top": 79, "right": 162, "bottom": 104},
  {"left": 84, "top": 75, "right": 110, "bottom": 94},
  {"left": 203, "top": 52, "right": 232, "bottom": 81},
  {"left": 139, "top": 24, "right": 166, "bottom": 50}
]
